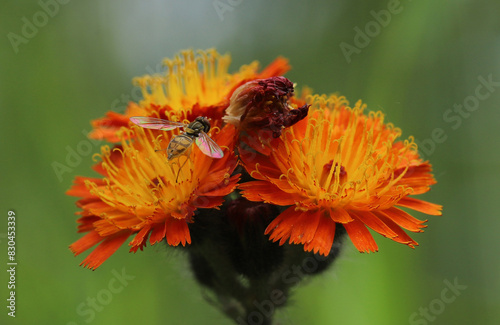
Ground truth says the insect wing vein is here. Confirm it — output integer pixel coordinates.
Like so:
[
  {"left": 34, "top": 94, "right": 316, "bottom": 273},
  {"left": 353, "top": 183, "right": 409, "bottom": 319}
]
[
  {"left": 195, "top": 132, "right": 224, "bottom": 158},
  {"left": 130, "top": 117, "right": 185, "bottom": 131}
]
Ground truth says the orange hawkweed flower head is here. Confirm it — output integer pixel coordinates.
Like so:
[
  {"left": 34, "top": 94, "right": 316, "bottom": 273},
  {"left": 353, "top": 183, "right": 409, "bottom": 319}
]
[
  {"left": 240, "top": 94, "right": 442, "bottom": 255},
  {"left": 68, "top": 49, "right": 442, "bottom": 323},
  {"left": 69, "top": 124, "right": 239, "bottom": 269}
]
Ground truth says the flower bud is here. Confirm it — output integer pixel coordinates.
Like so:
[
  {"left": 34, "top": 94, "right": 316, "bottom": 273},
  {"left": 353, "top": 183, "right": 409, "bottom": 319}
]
[{"left": 224, "top": 76, "right": 309, "bottom": 138}]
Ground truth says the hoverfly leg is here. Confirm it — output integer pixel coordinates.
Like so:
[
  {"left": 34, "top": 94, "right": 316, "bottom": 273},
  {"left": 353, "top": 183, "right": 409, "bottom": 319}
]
[
  {"left": 175, "top": 146, "right": 193, "bottom": 183},
  {"left": 175, "top": 156, "right": 189, "bottom": 183}
]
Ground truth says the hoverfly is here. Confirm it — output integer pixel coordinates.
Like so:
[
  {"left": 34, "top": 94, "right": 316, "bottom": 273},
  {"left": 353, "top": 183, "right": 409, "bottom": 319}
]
[
  {"left": 130, "top": 116, "right": 224, "bottom": 181},
  {"left": 130, "top": 116, "right": 224, "bottom": 159},
  {"left": 129, "top": 116, "right": 224, "bottom": 181}
]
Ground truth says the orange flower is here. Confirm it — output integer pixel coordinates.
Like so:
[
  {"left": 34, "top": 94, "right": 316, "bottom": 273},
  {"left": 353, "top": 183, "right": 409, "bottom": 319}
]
[
  {"left": 90, "top": 49, "right": 290, "bottom": 142},
  {"left": 68, "top": 123, "right": 239, "bottom": 270},
  {"left": 239, "top": 95, "right": 442, "bottom": 255}
]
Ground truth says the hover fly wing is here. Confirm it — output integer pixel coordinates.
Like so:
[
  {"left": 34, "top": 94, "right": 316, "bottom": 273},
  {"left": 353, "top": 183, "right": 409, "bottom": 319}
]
[
  {"left": 195, "top": 132, "right": 224, "bottom": 158},
  {"left": 130, "top": 116, "right": 185, "bottom": 131}
]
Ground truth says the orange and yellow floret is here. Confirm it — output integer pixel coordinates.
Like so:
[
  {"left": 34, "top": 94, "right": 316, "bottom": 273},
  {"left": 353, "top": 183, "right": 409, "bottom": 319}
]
[
  {"left": 68, "top": 123, "right": 239, "bottom": 270},
  {"left": 239, "top": 95, "right": 442, "bottom": 256}
]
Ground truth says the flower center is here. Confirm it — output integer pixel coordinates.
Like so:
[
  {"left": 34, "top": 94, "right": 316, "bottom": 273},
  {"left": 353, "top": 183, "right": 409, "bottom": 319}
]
[{"left": 319, "top": 161, "right": 347, "bottom": 191}]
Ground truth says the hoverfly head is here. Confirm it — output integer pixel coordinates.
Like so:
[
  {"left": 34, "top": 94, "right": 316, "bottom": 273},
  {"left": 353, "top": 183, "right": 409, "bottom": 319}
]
[{"left": 195, "top": 116, "right": 211, "bottom": 133}]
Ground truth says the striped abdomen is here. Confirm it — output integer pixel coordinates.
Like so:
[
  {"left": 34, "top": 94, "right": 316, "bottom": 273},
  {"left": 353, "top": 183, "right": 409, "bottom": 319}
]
[{"left": 167, "top": 134, "right": 194, "bottom": 160}]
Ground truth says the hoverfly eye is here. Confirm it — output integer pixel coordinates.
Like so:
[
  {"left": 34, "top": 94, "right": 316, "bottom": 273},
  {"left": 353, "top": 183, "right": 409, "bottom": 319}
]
[{"left": 203, "top": 121, "right": 211, "bottom": 133}]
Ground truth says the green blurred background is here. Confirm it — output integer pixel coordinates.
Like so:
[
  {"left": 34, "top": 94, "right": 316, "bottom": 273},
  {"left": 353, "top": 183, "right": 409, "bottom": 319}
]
[{"left": 1, "top": 1, "right": 499, "bottom": 324}]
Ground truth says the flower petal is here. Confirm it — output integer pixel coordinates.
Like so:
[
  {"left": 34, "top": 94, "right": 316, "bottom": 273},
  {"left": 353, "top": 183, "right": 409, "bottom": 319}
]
[
  {"left": 265, "top": 206, "right": 300, "bottom": 243},
  {"left": 350, "top": 210, "right": 398, "bottom": 239},
  {"left": 149, "top": 222, "right": 167, "bottom": 245},
  {"left": 257, "top": 56, "right": 291, "bottom": 78},
  {"left": 69, "top": 230, "right": 103, "bottom": 256},
  {"left": 165, "top": 218, "right": 191, "bottom": 246},
  {"left": 129, "top": 223, "right": 152, "bottom": 252},
  {"left": 343, "top": 219, "right": 378, "bottom": 253},
  {"left": 372, "top": 211, "right": 418, "bottom": 247},
  {"left": 240, "top": 181, "right": 304, "bottom": 205},
  {"left": 378, "top": 207, "right": 427, "bottom": 232},
  {"left": 289, "top": 209, "right": 322, "bottom": 245},
  {"left": 303, "top": 212, "right": 336, "bottom": 256},
  {"left": 329, "top": 208, "right": 354, "bottom": 224},
  {"left": 397, "top": 197, "right": 442, "bottom": 216},
  {"left": 79, "top": 231, "right": 132, "bottom": 270},
  {"left": 66, "top": 177, "right": 104, "bottom": 197}
]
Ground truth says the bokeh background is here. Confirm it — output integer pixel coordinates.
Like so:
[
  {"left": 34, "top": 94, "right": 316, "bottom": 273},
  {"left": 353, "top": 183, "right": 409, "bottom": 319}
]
[{"left": 1, "top": 1, "right": 499, "bottom": 324}]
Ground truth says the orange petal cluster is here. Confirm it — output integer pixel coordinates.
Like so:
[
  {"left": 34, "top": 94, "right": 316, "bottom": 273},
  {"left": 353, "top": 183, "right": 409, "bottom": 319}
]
[
  {"left": 239, "top": 95, "right": 442, "bottom": 255},
  {"left": 69, "top": 124, "right": 239, "bottom": 269}
]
